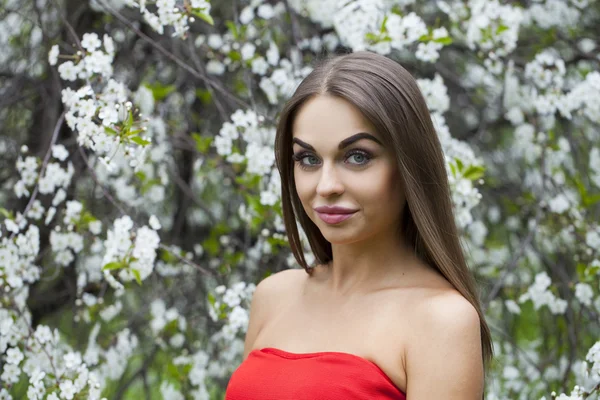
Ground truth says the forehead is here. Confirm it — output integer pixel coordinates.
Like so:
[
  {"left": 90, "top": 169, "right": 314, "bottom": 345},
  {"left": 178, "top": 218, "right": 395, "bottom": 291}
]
[{"left": 292, "top": 95, "right": 380, "bottom": 144}]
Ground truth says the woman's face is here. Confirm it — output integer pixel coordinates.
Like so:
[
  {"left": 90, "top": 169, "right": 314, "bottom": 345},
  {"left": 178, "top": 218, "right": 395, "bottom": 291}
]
[{"left": 291, "top": 94, "right": 406, "bottom": 244}]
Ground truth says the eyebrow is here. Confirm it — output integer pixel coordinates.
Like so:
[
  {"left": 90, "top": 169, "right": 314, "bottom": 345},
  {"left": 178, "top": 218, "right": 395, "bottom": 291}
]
[{"left": 292, "top": 132, "right": 383, "bottom": 151}]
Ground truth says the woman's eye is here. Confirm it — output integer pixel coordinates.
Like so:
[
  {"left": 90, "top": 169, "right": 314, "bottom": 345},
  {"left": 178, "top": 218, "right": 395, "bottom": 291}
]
[
  {"left": 292, "top": 150, "right": 372, "bottom": 170},
  {"left": 348, "top": 153, "right": 367, "bottom": 164}
]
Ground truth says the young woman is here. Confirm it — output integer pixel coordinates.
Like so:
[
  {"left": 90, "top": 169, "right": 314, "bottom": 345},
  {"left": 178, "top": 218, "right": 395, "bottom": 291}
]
[{"left": 225, "top": 51, "right": 493, "bottom": 399}]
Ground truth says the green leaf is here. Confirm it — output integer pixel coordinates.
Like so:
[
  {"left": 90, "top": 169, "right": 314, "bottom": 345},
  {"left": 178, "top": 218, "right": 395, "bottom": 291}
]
[
  {"left": 80, "top": 211, "right": 96, "bottom": 225},
  {"left": 202, "top": 236, "right": 219, "bottom": 256},
  {"left": 390, "top": 4, "right": 403, "bottom": 15},
  {"left": 380, "top": 15, "right": 388, "bottom": 33},
  {"left": 584, "top": 192, "right": 600, "bottom": 207},
  {"left": 159, "top": 248, "right": 178, "bottom": 263},
  {"left": 103, "top": 261, "right": 125, "bottom": 271},
  {"left": 191, "top": 10, "right": 214, "bottom": 26},
  {"left": 130, "top": 136, "right": 151, "bottom": 146},
  {"left": 141, "top": 178, "right": 161, "bottom": 195},
  {"left": 131, "top": 268, "right": 142, "bottom": 286},
  {"left": 167, "top": 362, "right": 180, "bottom": 379},
  {"left": 449, "top": 162, "right": 456, "bottom": 177},
  {"left": 225, "top": 21, "right": 239, "bottom": 40},
  {"left": 135, "top": 171, "right": 147, "bottom": 182},
  {"left": 455, "top": 158, "right": 464, "bottom": 172},
  {"left": 418, "top": 34, "right": 430, "bottom": 42},
  {"left": 0, "top": 207, "right": 14, "bottom": 219},
  {"left": 365, "top": 32, "right": 380, "bottom": 42},
  {"left": 576, "top": 262, "right": 587, "bottom": 282},
  {"left": 123, "top": 109, "right": 134, "bottom": 132},
  {"left": 463, "top": 165, "right": 485, "bottom": 181},
  {"left": 144, "top": 82, "right": 176, "bottom": 101},
  {"left": 192, "top": 133, "right": 213, "bottom": 153},
  {"left": 496, "top": 24, "right": 509, "bottom": 35},
  {"left": 105, "top": 126, "right": 118, "bottom": 135},
  {"left": 127, "top": 128, "right": 144, "bottom": 137},
  {"left": 433, "top": 36, "right": 453, "bottom": 45},
  {"left": 195, "top": 89, "right": 212, "bottom": 105},
  {"left": 228, "top": 50, "right": 242, "bottom": 62}
]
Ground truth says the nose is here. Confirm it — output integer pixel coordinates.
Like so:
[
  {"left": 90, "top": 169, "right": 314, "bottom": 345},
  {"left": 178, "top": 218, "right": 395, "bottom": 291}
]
[{"left": 315, "top": 162, "right": 344, "bottom": 197}]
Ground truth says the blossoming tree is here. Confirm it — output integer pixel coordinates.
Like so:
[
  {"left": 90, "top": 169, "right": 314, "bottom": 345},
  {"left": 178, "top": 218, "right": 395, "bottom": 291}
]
[{"left": 1, "top": 0, "right": 599, "bottom": 399}]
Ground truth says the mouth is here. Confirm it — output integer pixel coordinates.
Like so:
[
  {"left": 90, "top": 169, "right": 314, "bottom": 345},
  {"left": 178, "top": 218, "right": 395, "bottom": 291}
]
[{"left": 315, "top": 211, "right": 357, "bottom": 225}]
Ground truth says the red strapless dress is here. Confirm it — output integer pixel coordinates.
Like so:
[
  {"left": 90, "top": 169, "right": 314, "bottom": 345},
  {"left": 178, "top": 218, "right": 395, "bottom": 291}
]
[{"left": 225, "top": 347, "right": 407, "bottom": 399}]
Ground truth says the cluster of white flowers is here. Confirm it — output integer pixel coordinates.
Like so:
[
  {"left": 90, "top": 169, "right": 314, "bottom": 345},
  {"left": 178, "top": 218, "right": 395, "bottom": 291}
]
[
  {"left": 15, "top": 153, "right": 75, "bottom": 215},
  {"left": 49, "top": 229, "right": 84, "bottom": 267},
  {"left": 525, "top": 50, "right": 567, "bottom": 90},
  {"left": 101, "top": 215, "right": 161, "bottom": 289},
  {"left": 50, "top": 33, "right": 155, "bottom": 174},
  {"left": 297, "top": 33, "right": 340, "bottom": 54},
  {"left": 214, "top": 109, "right": 283, "bottom": 207},
  {"left": 124, "top": 0, "right": 212, "bottom": 38},
  {"left": 438, "top": 0, "right": 522, "bottom": 58},
  {"left": 332, "top": 0, "right": 386, "bottom": 52},
  {"left": 523, "top": 0, "right": 583, "bottom": 30},
  {"left": 416, "top": 74, "right": 485, "bottom": 229},
  {"left": 510, "top": 123, "right": 544, "bottom": 166},
  {"left": 51, "top": 33, "right": 114, "bottom": 79},
  {"left": 149, "top": 298, "right": 187, "bottom": 349},
  {"left": 503, "top": 49, "right": 600, "bottom": 123},
  {"left": 96, "top": 328, "right": 139, "bottom": 381},
  {"left": 0, "top": 225, "right": 41, "bottom": 290},
  {"left": 574, "top": 282, "right": 594, "bottom": 307},
  {"left": 417, "top": 74, "right": 450, "bottom": 114},
  {"left": 214, "top": 109, "right": 272, "bottom": 173},
  {"left": 560, "top": 71, "right": 600, "bottom": 122},
  {"left": 259, "top": 57, "right": 313, "bottom": 105},
  {"left": 287, "top": 0, "right": 338, "bottom": 28},
  {"left": 0, "top": 315, "right": 106, "bottom": 400},
  {"left": 518, "top": 272, "right": 568, "bottom": 314},
  {"left": 320, "top": 0, "right": 453, "bottom": 62},
  {"left": 210, "top": 282, "right": 256, "bottom": 341},
  {"left": 541, "top": 386, "right": 585, "bottom": 400},
  {"left": 14, "top": 156, "right": 39, "bottom": 198},
  {"left": 586, "top": 341, "right": 600, "bottom": 378},
  {"left": 590, "top": 147, "right": 600, "bottom": 188}
]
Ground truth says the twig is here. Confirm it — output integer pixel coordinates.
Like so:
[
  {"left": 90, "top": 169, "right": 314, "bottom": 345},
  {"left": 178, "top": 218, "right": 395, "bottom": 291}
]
[
  {"left": 10, "top": 111, "right": 66, "bottom": 240},
  {"left": 282, "top": 0, "right": 302, "bottom": 46},
  {"left": 96, "top": 0, "right": 251, "bottom": 110},
  {"left": 77, "top": 146, "right": 129, "bottom": 217},
  {"left": 168, "top": 164, "right": 217, "bottom": 226},
  {"left": 185, "top": 37, "right": 229, "bottom": 121}
]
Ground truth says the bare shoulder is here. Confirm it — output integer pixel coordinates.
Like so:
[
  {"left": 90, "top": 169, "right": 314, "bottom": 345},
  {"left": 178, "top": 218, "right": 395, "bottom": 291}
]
[
  {"left": 405, "top": 290, "right": 484, "bottom": 399},
  {"left": 256, "top": 267, "right": 306, "bottom": 294},
  {"left": 419, "top": 290, "right": 481, "bottom": 327},
  {"left": 242, "top": 268, "right": 306, "bottom": 359}
]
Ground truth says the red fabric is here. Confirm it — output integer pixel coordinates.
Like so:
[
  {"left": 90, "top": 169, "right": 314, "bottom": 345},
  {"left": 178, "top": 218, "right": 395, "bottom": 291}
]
[{"left": 225, "top": 347, "right": 406, "bottom": 400}]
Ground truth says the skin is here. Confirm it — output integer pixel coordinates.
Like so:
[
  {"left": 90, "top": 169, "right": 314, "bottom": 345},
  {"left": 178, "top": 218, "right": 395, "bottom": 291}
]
[{"left": 240, "top": 94, "right": 485, "bottom": 399}]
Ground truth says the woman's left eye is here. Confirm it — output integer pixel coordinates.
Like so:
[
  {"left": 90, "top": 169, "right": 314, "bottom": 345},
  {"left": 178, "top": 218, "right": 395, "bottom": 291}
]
[{"left": 347, "top": 152, "right": 370, "bottom": 165}]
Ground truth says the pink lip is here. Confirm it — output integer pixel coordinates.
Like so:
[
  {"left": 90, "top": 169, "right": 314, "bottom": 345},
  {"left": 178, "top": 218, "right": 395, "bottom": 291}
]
[
  {"left": 314, "top": 206, "right": 357, "bottom": 214},
  {"left": 316, "top": 211, "right": 356, "bottom": 224}
]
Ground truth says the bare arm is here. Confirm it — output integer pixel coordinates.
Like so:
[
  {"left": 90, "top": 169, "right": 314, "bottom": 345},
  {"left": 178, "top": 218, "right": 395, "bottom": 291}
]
[
  {"left": 242, "top": 269, "right": 301, "bottom": 360},
  {"left": 405, "top": 293, "right": 485, "bottom": 399}
]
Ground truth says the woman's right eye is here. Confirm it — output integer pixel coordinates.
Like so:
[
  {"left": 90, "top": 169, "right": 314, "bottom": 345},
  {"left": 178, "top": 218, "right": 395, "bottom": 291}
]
[{"left": 292, "top": 152, "right": 319, "bottom": 170}]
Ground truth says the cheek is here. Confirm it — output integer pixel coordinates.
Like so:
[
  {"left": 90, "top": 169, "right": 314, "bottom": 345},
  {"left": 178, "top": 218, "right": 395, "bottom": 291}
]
[
  {"left": 293, "top": 172, "right": 311, "bottom": 203},
  {"left": 360, "top": 169, "right": 398, "bottom": 201}
]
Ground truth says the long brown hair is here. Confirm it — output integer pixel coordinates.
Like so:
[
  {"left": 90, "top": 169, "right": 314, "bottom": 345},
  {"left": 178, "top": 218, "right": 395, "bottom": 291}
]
[{"left": 274, "top": 50, "right": 494, "bottom": 380}]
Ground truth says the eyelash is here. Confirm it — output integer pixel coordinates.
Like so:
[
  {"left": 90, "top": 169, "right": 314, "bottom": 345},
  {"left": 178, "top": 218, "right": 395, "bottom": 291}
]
[{"left": 291, "top": 149, "right": 373, "bottom": 171}]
